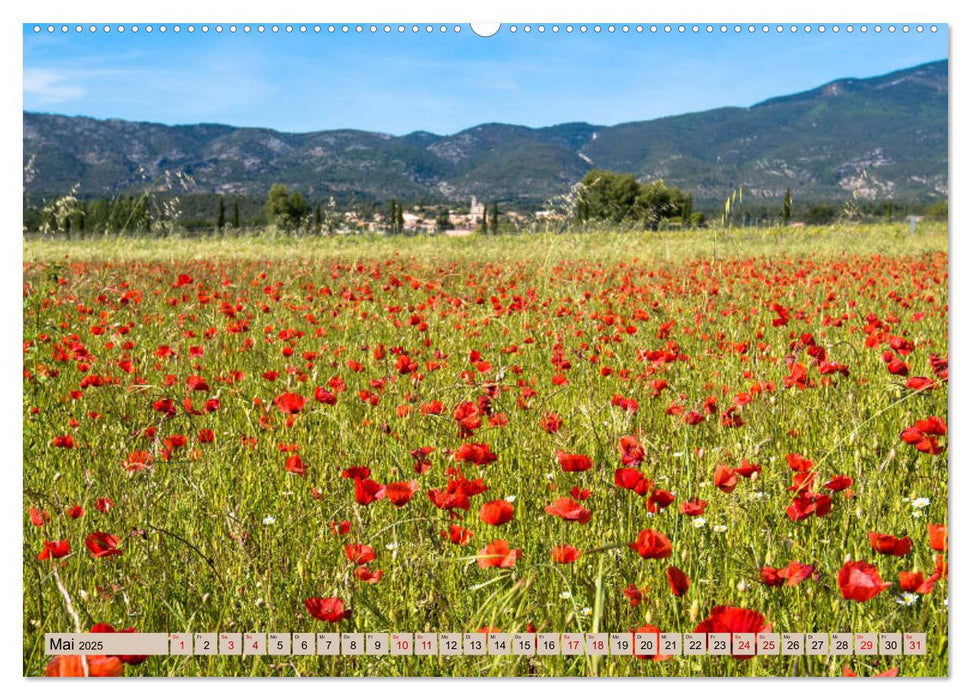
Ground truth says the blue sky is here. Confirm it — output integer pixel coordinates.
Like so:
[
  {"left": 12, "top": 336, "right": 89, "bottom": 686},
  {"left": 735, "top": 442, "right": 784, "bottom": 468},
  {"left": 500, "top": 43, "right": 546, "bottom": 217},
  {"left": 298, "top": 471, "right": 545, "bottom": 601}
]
[{"left": 23, "top": 24, "right": 948, "bottom": 135}]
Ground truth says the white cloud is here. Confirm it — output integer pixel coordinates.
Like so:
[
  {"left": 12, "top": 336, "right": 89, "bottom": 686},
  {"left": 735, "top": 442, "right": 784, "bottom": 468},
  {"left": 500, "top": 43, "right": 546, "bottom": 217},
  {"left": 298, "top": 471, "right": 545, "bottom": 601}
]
[{"left": 23, "top": 68, "right": 84, "bottom": 105}]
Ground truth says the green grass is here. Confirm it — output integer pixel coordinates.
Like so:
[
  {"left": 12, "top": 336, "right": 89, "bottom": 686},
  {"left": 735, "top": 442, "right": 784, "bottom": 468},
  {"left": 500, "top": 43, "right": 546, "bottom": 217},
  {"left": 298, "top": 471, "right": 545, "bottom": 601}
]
[{"left": 24, "top": 224, "right": 948, "bottom": 677}]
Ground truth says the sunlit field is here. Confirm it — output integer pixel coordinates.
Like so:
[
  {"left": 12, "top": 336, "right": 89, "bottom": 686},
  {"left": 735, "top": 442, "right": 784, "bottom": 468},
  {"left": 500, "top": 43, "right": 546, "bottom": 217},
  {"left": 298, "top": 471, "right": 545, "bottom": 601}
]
[{"left": 23, "top": 224, "right": 948, "bottom": 677}]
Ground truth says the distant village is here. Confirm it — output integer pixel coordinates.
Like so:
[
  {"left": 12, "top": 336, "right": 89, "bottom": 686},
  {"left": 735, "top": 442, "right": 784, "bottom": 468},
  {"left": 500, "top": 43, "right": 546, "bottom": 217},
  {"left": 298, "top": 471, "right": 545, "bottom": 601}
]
[{"left": 343, "top": 197, "right": 560, "bottom": 236}]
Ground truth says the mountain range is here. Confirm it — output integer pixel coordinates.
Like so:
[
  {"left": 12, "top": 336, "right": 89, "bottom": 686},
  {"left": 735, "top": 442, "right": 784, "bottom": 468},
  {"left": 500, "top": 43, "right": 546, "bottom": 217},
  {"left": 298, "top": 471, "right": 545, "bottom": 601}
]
[{"left": 22, "top": 59, "right": 948, "bottom": 207}]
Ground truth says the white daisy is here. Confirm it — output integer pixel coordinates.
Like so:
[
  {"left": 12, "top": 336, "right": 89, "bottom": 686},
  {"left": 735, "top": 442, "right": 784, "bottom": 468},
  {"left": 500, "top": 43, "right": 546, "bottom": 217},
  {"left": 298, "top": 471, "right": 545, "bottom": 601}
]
[{"left": 895, "top": 592, "right": 918, "bottom": 606}]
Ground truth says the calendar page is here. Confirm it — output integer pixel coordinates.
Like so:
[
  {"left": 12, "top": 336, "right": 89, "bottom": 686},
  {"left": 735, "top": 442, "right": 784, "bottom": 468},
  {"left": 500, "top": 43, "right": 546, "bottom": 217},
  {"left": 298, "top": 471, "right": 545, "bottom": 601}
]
[{"left": 21, "top": 10, "right": 949, "bottom": 681}]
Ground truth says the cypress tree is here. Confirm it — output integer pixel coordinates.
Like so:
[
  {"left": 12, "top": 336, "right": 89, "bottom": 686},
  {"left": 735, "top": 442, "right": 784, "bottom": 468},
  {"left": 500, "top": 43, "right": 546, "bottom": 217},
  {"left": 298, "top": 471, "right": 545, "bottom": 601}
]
[
  {"left": 233, "top": 200, "right": 240, "bottom": 229},
  {"left": 491, "top": 202, "right": 499, "bottom": 235},
  {"left": 216, "top": 196, "right": 226, "bottom": 232}
]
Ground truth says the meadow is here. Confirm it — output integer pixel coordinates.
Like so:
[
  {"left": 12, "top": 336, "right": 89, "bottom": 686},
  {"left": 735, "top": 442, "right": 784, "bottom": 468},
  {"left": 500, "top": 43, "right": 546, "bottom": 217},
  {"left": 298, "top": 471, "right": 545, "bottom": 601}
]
[{"left": 23, "top": 224, "right": 948, "bottom": 677}]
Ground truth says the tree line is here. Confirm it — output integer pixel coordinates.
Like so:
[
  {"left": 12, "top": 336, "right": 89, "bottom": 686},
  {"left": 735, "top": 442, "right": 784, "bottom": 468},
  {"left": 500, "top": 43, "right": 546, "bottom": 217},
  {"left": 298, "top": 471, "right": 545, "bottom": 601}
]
[{"left": 24, "top": 176, "right": 947, "bottom": 236}]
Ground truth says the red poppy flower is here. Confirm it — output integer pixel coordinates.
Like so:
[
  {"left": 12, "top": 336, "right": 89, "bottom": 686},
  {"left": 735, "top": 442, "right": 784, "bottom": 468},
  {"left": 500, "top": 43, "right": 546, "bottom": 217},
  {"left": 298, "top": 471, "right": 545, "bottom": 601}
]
[
  {"left": 544, "top": 496, "right": 592, "bottom": 524},
  {"left": 385, "top": 481, "right": 418, "bottom": 507},
  {"left": 899, "top": 570, "right": 939, "bottom": 595},
  {"left": 786, "top": 491, "right": 832, "bottom": 521},
  {"left": 647, "top": 489, "right": 676, "bottom": 513},
  {"left": 284, "top": 454, "right": 308, "bottom": 477},
  {"left": 837, "top": 561, "right": 891, "bottom": 602},
  {"left": 29, "top": 507, "right": 49, "bottom": 527},
  {"left": 734, "top": 459, "right": 762, "bottom": 478},
  {"left": 314, "top": 387, "right": 337, "bottom": 405},
  {"left": 331, "top": 520, "right": 351, "bottom": 536},
  {"left": 66, "top": 505, "right": 84, "bottom": 519},
  {"left": 786, "top": 453, "right": 814, "bottom": 472},
  {"left": 570, "top": 486, "right": 591, "bottom": 501},
  {"left": 479, "top": 499, "right": 515, "bottom": 526},
  {"left": 825, "top": 475, "right": 853, "bottom": 491},
  {"left": 683, "top": 410, "right": 705, "bottom": 425},
  {"left": 666, "top": 566, "right": 690, "bottom": 596},
  {"left": 353, "top": 477, "right": 385, "bottom": 505},
  {"left": 556, "top": 451, "right": 592, "bottom": 472},
  {"left": 614, "top": 467, "right": 652, "bottom": 495},
  {"left": 623, "top": 583, "right": 646, "bottom": 606},
  {"left": 928, "top": 523, "right": 948, "bottom": 552},
  {"left": 454, "top": 443, "right": 498, "bottom": 466},
  {"left": 441, "top": 525, "right": 474, "bottom": 546},
  {"left": 759, "top": 567, "right": 785, "bottom": 587},
  {"left": 628, "top": 529, "right": 672, "bottom": 559},
  {"left": 868, "top": 531, "right": 913, "bottom": 556},
  {"left": 45, "top": 654, "right": 124, "bottom": 677},
  {"left": 477, "top": 539, "right": 521, "bottom": 569},
  {"left": 906, "top": 376, "right": 937, "bottom": 392},
  {"left": 761, "top": 561, "right": 814, "bottom": 587},
  {"left": 355, "top": 566, "right": 384, "bottom": 584},
  {"left": 679, "top": 499, "right": 708, "bottom": 516},
  {"left": 552, "top": 544, "right": 581, "bottom": 564},
  {"left": 94, "top": 497, "right": 113, "bottom": 513},
  {"left": 694, "top": 606, "right": 770, "bottom": 660},
  {"left": 85, "top": 532, "right": 122, "bottom": 558},
  {"left": 900, "top": 416, "right": 947, "bottom": 454},
  {"left": 38, "top": 540, "right": 70, "bottom": 560},
  {"left": 344, "top": 543, "right": 376, "bottom": 565},
  {"left": 713, "top": 464, "right": 738, "bottom": 493},
  {"left": 618, "top": 435, "right": 645, "bottom": 466},
  {"left": 273, "top": 392, "right": 306, "bottom": 415},
  {"left": 541, "top": 412, "right": 563, "bottom": 433},
  {"left": 304, "top": 597, "right": 351, "bottom": 623},
  {"left": 123, "top": 450, "right": 153, "bottom": 474}
]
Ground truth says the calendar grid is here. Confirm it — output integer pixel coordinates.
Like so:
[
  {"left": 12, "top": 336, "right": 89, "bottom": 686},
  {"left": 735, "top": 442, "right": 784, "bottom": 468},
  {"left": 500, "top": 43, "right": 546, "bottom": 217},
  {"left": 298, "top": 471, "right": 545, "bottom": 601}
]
[{"left": 44, "top": 631, "right": 927, "bottom": 658}]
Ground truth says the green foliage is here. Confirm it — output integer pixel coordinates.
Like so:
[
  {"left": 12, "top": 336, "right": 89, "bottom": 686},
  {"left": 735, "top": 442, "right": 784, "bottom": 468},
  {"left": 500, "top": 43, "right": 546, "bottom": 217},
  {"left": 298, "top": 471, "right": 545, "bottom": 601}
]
[
  {"left": 266, "top": 184, "right": 310, "bottom": 231},
  {"left": 782, "top": 188, "right": 792, "bottom": 224},
  {"left": 926, "top": 199, "right": 947, "bottom": 221},
  {"left": 216, "top": 196, "right": 226, "bottom": 231},
  {"left": 576, "top": 170, "right": 692, "bottom": 230},
  {"left": 806, "top": 202, "right": 841, "bottom": 225}
]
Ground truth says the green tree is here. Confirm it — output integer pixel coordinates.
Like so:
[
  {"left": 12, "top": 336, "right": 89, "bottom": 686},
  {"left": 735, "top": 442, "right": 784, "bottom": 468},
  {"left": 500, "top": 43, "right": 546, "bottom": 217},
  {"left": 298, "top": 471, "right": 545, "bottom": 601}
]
[
  {"left": 108, "top": 196, "right": 130, "bottom": 232},
  {"left": 435, "top": 208, "right": 451, "bottom": 232},
  {"left": 265, "top": 184, "right": 309, "bottom": 231},
  {"left": 88, "top": 198, "right": 110, "bottom": 234},
  {"left": 576, "top": 170, "right": 640, "bottom": 223},
  {"left": 314, "top": 204, "right": 322, "bottom": 233},
  {"left": 491, "top": 202, "right": 499, "bottom": 235},
  {"left": 396, "top": 202, "right": 405, "bottom": 235},
  {"left": 925, "top": 199, "right": 947, "bottom": 221},
  {"left": 782, "top": 188, "right": 792, "bottom": 224},
  {"left": 216, "top": 196, "right": 226, "bottom": 232},
  {"left": 232, "top": 200, "right": 241, "bottom": 229},
  {"left": 130, "top": 194, "right": 150, "bottom": 232},
  {"left": 389, "top": 199, "right": 398, "bottom": 235}
]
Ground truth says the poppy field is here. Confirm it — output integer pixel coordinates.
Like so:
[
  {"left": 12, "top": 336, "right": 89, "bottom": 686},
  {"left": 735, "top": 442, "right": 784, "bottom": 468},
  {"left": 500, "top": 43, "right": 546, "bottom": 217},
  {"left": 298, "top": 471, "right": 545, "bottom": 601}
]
[{"left": 23, "top": 226, "right": 949, "bottom": 677}]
